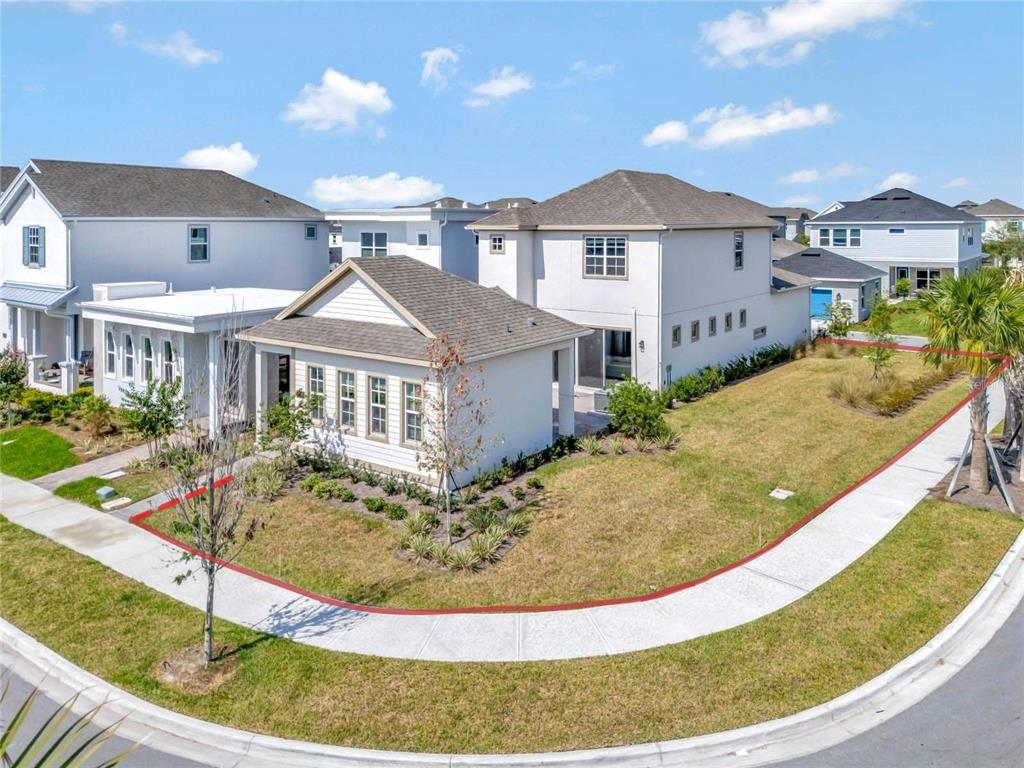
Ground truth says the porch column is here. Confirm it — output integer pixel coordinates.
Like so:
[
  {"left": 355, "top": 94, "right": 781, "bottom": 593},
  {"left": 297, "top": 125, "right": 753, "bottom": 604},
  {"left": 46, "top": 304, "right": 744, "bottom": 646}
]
[
  {"left": 254, "top": 349, "right": 266, "bottom": 437},
  {"left": 58, "top": 316, "right": 77, "bottom": 394},
  {"left": 208, "top": 333, "right": 221, "bottom": 436},
  {"left": 557, "top": 343, "right": 576, "bottom": 438}
]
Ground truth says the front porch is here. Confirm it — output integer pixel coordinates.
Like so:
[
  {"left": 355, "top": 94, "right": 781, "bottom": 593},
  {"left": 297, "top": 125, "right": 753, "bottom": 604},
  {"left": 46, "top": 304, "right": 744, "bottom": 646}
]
[{"left": 2, "top": 287, "right": 90, "bottom": 396}]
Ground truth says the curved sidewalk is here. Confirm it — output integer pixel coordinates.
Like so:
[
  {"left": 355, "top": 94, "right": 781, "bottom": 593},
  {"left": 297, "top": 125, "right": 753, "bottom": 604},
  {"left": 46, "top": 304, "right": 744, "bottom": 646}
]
[{"left": 0, "top": 381, "right": 1004, "bottom": 662}]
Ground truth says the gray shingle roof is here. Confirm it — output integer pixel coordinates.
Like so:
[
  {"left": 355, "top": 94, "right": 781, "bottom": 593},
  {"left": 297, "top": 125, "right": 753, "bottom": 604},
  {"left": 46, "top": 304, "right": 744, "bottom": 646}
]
[
  {"left": 767, "top": 206, "right": 817, "bottom": 220},
  {"left": 0, "top": 166, "right": 19, "bottom": 195},
  {"left": 963, "top": 198, "right": 1024, "bottom": 217},
  {"left": 395, "top": 196, "right": 484, "bottom": 209},
  {"left": 17, "top": 159, "right": 321, "bottom": 218},
  {"left": 771, "top": 267, "right": 815, "bottom": 291},
  {"left": 771, "top": 238, "right": 807, "bottom": 260},
  {"left": 245, "top": 255, "right": 587, "bottom": 363},
  {"left": 469, "top": 170, "right": 779, "bottom": 230},
  {"left": 812, "top": 188, "right": 981, "bottom": 224},
  {"left": 484, "top": 197, "right": 536, "bottom": 209},
  {"left": 775, "top": 248, "right": 886, "bottom": 281}
]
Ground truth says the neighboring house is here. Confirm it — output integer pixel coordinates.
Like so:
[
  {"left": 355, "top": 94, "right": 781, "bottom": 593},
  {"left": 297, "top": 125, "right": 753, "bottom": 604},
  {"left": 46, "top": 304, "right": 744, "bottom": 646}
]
[
  {"left": 239, "top": 255, "right": 588, "bottom": 484},
  {"left": 771, "top": 238, "right": 806, "bottom": 260},
  {"left": 80, "top": 283, "right": 301, "bottom": 433},
  {"left": 771, "top": 207, "right": 817, "bottom": 240},
  {"left": 324, "top": 199, "right": 493, "bottom": 282},
  {"left": 468, "top": 169, "right": 812, "bottom": 391},
  {"left": 0, "top": 166, "right": 18, "bottom": 196},
  {"left": 774, "top": 248, "right": 885, "bottom": 322},
  {"left": 806, "top": 188, "right": 982, "bottom": 294},
  {"left": 958, "top": 199, "right": 1024, "bottom": 241},
  {"left": 0, "top": 159, "right": 328, "bottom": 394}
]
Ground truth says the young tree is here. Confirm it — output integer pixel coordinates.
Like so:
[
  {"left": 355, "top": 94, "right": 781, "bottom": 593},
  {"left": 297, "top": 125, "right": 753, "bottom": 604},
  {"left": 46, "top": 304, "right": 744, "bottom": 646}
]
[
  {"left": 894, "top": 277, "right": 912, "bottom": 298},
  {"left": 864, "top": 299, "right": 896, "bottom": 379},
  {"left": 795, "top": 233, "right": 810, "bottom": 246},
  {"left": 919, "top": 270, "right": 1024, "bottom": 494},
  {"left": 121, "top": 378, "right": 188, "bottom": 459},
  {"left": 163, "top": 317, "right": 263, "bottom": 665},
  {"left": 824, "top": 300, "right": 854, "bottom": 338},
  {"left": 264, "top": 390, "right": 318, "bottom": 452},
  {"left": 0, "top": 346, "right": 27, "bottom": 429},
  {"left": 417, "top": 330, "right": 492, "bottom": 544}
]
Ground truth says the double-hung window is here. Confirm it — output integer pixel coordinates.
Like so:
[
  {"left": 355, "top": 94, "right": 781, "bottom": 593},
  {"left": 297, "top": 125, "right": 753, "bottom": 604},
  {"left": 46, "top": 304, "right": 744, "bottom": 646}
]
[
  {"left": 189, "top": 226, "right": 209, "bottom": 262},
  {"left": 967, "top": 227, "right": 974, "bottom": 246},
  {"left": 489, "top": 234, "right": 505, "bottom": 254},
  {"left": 368, "top": 375, "right": 388, "bottom": 438},
  {"left": 337, "top": 370, "right": 356, "bottom": 429},
  {"left": 850, "top": 228, "right": 862, "bottom": 247},
  {"left": 142, "top": 337, "right": 154, "bottom": 380},
  {"left": 690, "top": 320, "right": 700, "bottom": 342},
  {"left": 403, "top": 381, "right": 423, "bottom": 444},
  {"left": 708, "top": 316, "right": 717, "bottom": 337},
  {"left": 733, "top": 231, "right": 744, "bottom": 269},
  {"left": 671, "top": 325, "right": 682, "bottom": 347},
  {"left": 725, "top": 312, "right": 733, "bottom": 332},
  {"left": 162, "top": 340, "right": 176, "bottom": 383},
  {"left": 123, "top": 334, "right": 135, "bottom": 379},
  {"left": 819, "top": 229, "right": 831, "bottom": 247},
  {"left": 307, "top": 366, "right": 325, "bottom": 421},
  {"left": 105, "top": 329, "right": 116, "bottom": 376},
  {"left": 361, "top": 232, "right": 388, "bottom": 257},
  {"left": 583, "top": 235, "right": 627, "bottom": 278},
  {"left": 739, "top": 308, "right": 747, "bottom": 328},
  {"left": 833, "top": 228, "right": 848, "bottom": 247},
  {"left": 24, "top": 226, "right": 44, "bottom": 266}
]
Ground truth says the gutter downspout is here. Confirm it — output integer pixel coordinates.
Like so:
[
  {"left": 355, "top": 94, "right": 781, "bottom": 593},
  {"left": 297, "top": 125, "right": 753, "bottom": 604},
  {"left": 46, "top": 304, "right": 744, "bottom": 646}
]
[{"left": 437, "top": 209, "right": 448, "bottom": 272}]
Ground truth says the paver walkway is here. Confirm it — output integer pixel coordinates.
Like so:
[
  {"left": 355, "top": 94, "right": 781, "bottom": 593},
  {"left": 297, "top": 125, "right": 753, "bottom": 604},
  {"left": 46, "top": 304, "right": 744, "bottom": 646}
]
[
  {"left": 0, "top": 382, "right": 1004, "bottom": 662},
  {"left": 32, "top": 443, "right": 151, "bottom": 491}
]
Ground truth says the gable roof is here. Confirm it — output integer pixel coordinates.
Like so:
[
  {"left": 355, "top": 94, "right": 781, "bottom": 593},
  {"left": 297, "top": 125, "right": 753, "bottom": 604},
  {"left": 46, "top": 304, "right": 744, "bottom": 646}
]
[
  {"left": 771, "top": 266, "right": 815, "bottom": 291},
  {"left": 766, "top": 206, "right": 817, "bottom": 220},
  {"left": 468, "top": 170, "right": 778, "bottom": 231},
  {"left": 963, "top": 198, "right": 1024, "bottom": 217},
  {"left": 0, "top": 166, "right": 19, "bottom": 195},
  {"left": 242, "top": 255, "right": 587, "bottom": 364},
  {"left": 7, "top": 160, "right": 321, "bottom": 218},
  {"left": 771, "top": 238, "right": 807, "bottom": 260},
  {"left": 484, "top": 197, "right": 536, "bottom": 209},
  {"left": 811, "top": 188, "right": 981, "bottom": 224},
  {"left": 775, "top": 248, "right": 886, "bottom": 281},
  {"left": 395, "top": 196, "right": 484, "bottom": 209}
]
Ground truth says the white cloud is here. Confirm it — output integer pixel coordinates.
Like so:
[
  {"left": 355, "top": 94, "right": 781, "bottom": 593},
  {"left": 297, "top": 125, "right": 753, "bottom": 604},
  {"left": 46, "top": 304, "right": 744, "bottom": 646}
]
[
  {"left": 943, "top": 176, "right": 970, "bottom": 189},
  {"left": 692, "top": 100, "right": 837, "bottom": 149},
  {"left": 420, "top": 47, "right": 459, "bottom": 91},
  {"left": 465, "top": 66, "right": 533, "bottom": 107},
  {"left": 109, "top": 22, "right": 220, "bottom": 67},
  {"left": 783, "top": 194, "right": 818, "bottom": 206},
  {"left": 701, "top": 0, "right": 912, "bottom": 68},
  {"left": 558, "top": 60, "right": 616, "bottom": 86},
  {"left": 309, "top": 172, "right": 443, "bottom": 206},
  {"left": 179, "top": 142, "right": 259, "bottom": 178},
  {"left": 642, "top": 120, "right": 689, "bottom": 148},
  {"left": 780, "top": 161, "right": 859, "bottom": 183},
  {"left": 283, "top": 68, "right": 393, "bottom": 131},
  {"left": 67, "top": 0, "right": 119, "bottom": 14},
  {"left": 878, "top": 171, "right": 921, "bottom": 189}
]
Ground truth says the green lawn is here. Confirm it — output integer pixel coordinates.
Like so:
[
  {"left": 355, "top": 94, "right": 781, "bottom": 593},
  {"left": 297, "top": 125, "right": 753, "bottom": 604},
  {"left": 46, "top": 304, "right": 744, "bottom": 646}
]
[
  {"left": 1, "top": 501, "right": 1018, "bottom": 753},
  {"left": 54, "top": 472, "right": 164, "bottom": 510},
  {"left": 852, "top": 299, "right": 929, "bottom": 336},
  {"left": 0, "top": 426, "right": 80, "bottom": 480},
  {"left": 149, "top": 349, "right": 970, "bottom": 609}
]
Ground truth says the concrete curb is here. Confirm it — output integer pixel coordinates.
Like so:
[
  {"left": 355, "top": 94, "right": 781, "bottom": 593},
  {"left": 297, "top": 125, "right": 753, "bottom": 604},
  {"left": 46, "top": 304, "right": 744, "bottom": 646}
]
[{"left": 4, "top": 525, "right": 1022, "bottom": 768}]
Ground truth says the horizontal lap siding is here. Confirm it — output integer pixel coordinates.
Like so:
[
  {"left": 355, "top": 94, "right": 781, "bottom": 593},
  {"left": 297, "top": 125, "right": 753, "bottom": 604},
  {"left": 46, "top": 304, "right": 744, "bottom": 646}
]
[{"left": 304, "top": 273, "right": 409, "bottom": 326}]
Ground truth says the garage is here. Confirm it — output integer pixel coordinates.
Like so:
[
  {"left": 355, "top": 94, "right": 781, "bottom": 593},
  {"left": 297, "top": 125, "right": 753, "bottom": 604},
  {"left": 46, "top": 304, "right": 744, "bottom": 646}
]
[{"left": 811, "top": 288, "right": 833, "bottom": 320}]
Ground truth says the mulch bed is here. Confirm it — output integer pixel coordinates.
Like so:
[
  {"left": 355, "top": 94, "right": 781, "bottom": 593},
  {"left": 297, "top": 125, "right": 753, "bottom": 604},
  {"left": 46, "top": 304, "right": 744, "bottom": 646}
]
[
  {"left": 928, "top": 436, "right": 1024, "bottom": 516},
  {"left": 153, "top": 643, "right": 239, "bottom": 694}
]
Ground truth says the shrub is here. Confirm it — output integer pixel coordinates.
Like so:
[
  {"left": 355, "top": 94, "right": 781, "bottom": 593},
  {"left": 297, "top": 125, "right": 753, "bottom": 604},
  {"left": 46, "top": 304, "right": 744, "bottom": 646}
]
[
  {"left": 466, "top": 505, "right": 496, "bottom": 534},
  {"left": 579, "top": 435, "right": 602, "bottom": 455},
  {"left": 405, "top": 533, "right": 435, "bottom": 561},
  {"left": 459, "top": 485, "right": 481, "bottom": 505},
  {"left": 606, "top": 378, "right": 667, "bottom": 439},
  {"left": 381, "top": 475, "right": 400, "bottom": 495},
  {"left": 448, "top": 547, "right": 481, "bottom": 571},
  {"left": 699, "top": 366, "right": 726, "bottom": 393},
  {"left": 510, "top": 486, "right": 526, "bottom": 501},
  {"left": 503, "top": 512, "right": 530, "bottom": 537},
  {"left": 895, "top": 277, "right": 911, "bottom": 298},
  {"left": 20, "top": 389, "right": 60, "bottom": 422},
  {"left": 314, "top": 479, "right": 354, "bottom": 501},
  {"left": 360, "top": 467, "right": 381, "bottom": 487},
  {"left": 450, "top": 521, "right": 466, "bottom": 538},
  {"left": 404, "top": 510, "right": 436, "bottom": 536},
  {"left": 655, "top": 429, "right": 678, "bottom": 451},
  {"left": 242, "top": 459, "right": 285, "bottom": 501},
  {"left": 526, "top": 476, "right": 543, "bottom": 490},
  {"left": 79, "top": 394, "right": 114, "bottom": 438},
  {"left": 384, "top": 502, "right": 407, "bottom": 520},
  {"left": 469, "top": 529, "right": 503, "bottom": 562},
  {"left": 299, "top": 473, "right": 322, "bottom": 492},
  {"left": 430, "top": 541, "right": 453, "bottom": 565},
  {"left": 488, "top": 495, "right": 508, "bottom": 512},
  {"left": 362, "top": 497, "right": 386, "bottom": 513},
  {"left": 670, "top": 373, "right": 707, "bottom": 403},
  {"left": 609, "top": 437, "right": 626, "bottom": 455},
  {"left": 633, "top": 436, "right": 652, "bottom": 453}
]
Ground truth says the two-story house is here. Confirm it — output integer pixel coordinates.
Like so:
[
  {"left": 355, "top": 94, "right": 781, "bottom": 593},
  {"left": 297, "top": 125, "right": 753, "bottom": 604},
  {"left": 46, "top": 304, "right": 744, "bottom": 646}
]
[
  {"left": 325, "top": 197, "right": 506, "bottom": 282},
  {"left": 806, "top": 188, "right": 982, "bottom": 293},
  {"left": 0, "top": 159, "right": 328, "bottom": 394},
  {"left": 467, "top": 170, "right": 811, "bottom": 392},
  {"left": 958, "top": 199, "right": 1024, "bottom": 241}
]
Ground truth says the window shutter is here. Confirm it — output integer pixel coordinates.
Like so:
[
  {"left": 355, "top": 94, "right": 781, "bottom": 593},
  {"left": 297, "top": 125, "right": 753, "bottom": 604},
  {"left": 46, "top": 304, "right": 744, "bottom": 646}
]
[
  {"left": 38, "top": 227, "right": 46, "bottom": 267},
  {"left": 22, "top": 227, "right": 29, "bottom": 266}
]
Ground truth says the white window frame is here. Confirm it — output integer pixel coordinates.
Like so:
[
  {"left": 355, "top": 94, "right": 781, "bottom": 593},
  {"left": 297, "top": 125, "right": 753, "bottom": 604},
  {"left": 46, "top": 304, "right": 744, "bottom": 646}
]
[
  {"left": 402, "top": 380, "right": 423, "bottom": 445},
  {"left": 416, "top": 230, "right": 429, "bottom": 249},
  {"left": 850, "top": 228, "right": 861, "bottom": 247},
  {"left": 819, "top": 228, "right": 831, "bottom": 247},
  {"left": 489, "top": 234, "right": 505, "bottom": 254},
  {"left": 708, "top": 316, "right": 717, "bottom": 337},
  {"left": 367, "top": 374, "right": 388, "bottom": 440},
  {"left": 104, "top": 328, "right": 116, "bottom": 377},
  {"left": 360, "top": 232, "right": 388, "bottom": 257},
  {"left": 671, "top": 324, "right": 681, "bottom": 347},
  {"left": 833, "top": 228, "right": 848, "bottom": 247},
  {"left": 337, "top": 369, "right": 356, "bottom": 430},
  {"left": 724, "top": 311, "right": 733, "bottom": 332},
  {"left": 27, "top": 226, "right": 42, "bottom": 266},
  {"left": 123, "top": 333, "right": 135, "bottom": 380},
  {"left": 142, "top": 336, "right": 154, "bottom": 381},
  {"left": 739, "top": 308, "right": 747, "bottom": 328},
  {"left": 859, "top": 283, "right": 866, "bottom": 311},
  {"left": 162, "top": 340, "right": 176, "bottom": 384},
  {"left": 304, "top": 223, "right": 318, "bottom": 240},
  {"left": 690, "top": 320, "right": 700, "bottom": 343},
  {"left": 307, "top": 365, "right": 325, "bottom": 422},
  {"left": 188, "top": 225, "right": 210, "bottom": 263},
  {"left": 967, "top": 227, "right": 974, "bottom": 246},
  {"left": 733, "top": 231, "right": 744, "bottom": 270},
  {"left": 583, "top": 235, "right": 627, "bottom": 279}
]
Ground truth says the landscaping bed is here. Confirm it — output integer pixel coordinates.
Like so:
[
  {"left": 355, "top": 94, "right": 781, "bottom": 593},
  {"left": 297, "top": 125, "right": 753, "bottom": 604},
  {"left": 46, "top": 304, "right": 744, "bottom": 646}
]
[
  {"left": 145, "top": 348, "right": 971, "bottom": 609},
  {"left": 1, "top": 500, "right": 1019, "bottom": 753},
  {"left": 851, "top": 298, "right": 929, "bottom": 337}
]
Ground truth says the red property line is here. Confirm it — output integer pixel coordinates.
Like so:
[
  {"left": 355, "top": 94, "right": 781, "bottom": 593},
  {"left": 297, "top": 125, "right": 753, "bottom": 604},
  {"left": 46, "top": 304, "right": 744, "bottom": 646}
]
[{"left": 128, "top": 339, "right": 1011, "bottom": 616}]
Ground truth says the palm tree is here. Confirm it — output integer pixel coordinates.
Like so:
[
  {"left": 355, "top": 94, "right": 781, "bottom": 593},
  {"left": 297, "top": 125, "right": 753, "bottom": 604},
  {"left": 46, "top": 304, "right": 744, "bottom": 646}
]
[{"left": 918, "top": 270, "right": 1024, "bottom": 494}]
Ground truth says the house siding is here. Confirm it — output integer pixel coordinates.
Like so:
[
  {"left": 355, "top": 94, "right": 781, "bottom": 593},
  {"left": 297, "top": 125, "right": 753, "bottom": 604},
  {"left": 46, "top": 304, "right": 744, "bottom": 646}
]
[{"left": 304, "top": 271, "right": 410, "bottom": 326}]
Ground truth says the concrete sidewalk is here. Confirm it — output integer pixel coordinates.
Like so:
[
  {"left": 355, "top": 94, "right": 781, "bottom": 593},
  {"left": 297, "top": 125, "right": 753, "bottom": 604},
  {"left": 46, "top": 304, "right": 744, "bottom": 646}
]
[
  {"left": 33, "top": 443, "right": 151, "bottom": 491},
  {"left": 0, "top": 383, "right": 1004, "bottom": 662}
]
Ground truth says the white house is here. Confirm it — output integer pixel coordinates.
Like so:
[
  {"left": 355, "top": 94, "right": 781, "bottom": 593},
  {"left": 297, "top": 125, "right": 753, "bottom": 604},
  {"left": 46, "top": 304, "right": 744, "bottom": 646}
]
[
  {"left": 806, "top": 188, "right": 983, "bottom": 293},
  {"left": 467, "top": 170, "right": 812, "bottom": 391},
  {"left": 80, "top": 283, "right": 301, "bottom": 433},
  {"left": 239, "top": 255, "right": 588, "bottom": 485},
  {"left": 957, "top": 198, "right": 1024, "bottom": 241},
  {"left": 0, "top": 159, "right": 328, "bottom": 395},
  {"left": 324, "top": 197, "right": 513, "bottom": 282},
  {"left": 773, "top": 248, "right": 885, "bottom": 322}
]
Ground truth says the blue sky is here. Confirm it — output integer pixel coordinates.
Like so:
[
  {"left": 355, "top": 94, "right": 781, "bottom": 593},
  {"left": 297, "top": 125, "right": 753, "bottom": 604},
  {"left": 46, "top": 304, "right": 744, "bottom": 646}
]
[{"left": 2, "top": 1, "right": 1022, "bottom": 211}]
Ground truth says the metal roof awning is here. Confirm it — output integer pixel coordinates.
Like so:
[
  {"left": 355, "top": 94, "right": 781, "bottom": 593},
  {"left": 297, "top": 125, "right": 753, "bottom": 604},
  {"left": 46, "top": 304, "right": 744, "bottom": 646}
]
[{"left": 0, "top": 283, "right": 78, "bottom": 310}]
